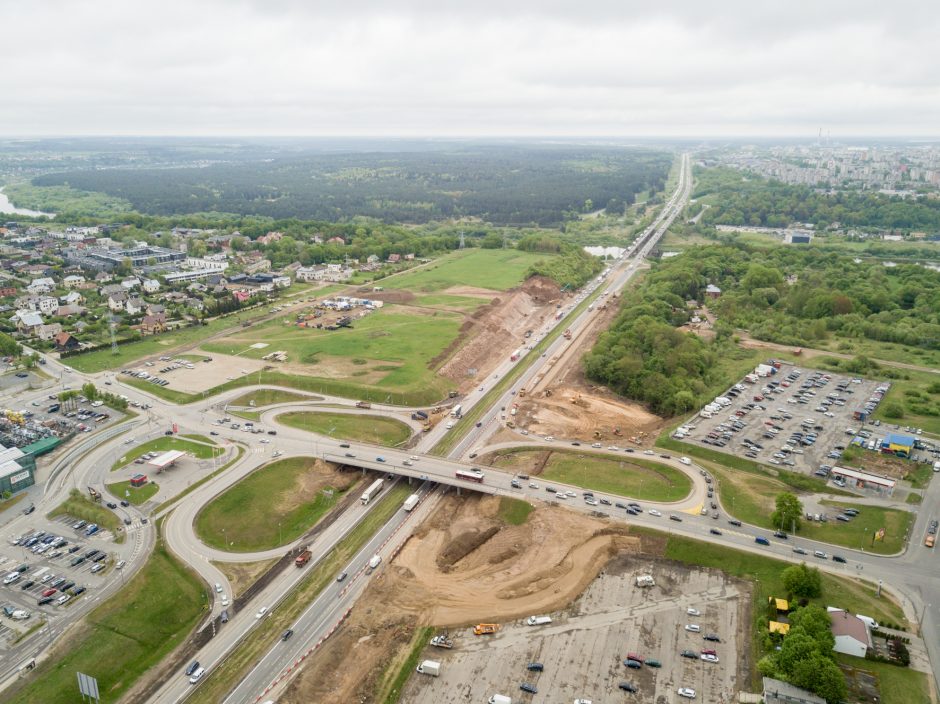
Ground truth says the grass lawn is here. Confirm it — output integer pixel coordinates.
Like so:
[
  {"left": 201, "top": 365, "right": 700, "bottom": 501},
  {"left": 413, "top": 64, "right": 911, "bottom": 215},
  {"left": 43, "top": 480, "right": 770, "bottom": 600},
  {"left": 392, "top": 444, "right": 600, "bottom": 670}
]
[
  {"left": 490, "top": 448, "right": 692, "bottom": 502},
  {"left": 63, "top": 309, "right": 264, "bottom": 373},
  {"left": 7, "top": 538, "right": 206, "bottom": 704},
  {"left": 202, "top": 305, "right": 460, "bottom": 401},
  {"left": 277, "top": 411, "right": 412, "bottom": 446},
  {"left": 386, "top": 248, "right": 549, "bottom": 293},
  {"left": 708, "top": 465, "right": 912, "bottom": 554},
  {"left": 412, "top": 293, "right": 487, "bottom": 310},
  {"left": 188, "top": 483, "right": 412, "bottom": 704},
  {"left": 907, "top": 463, "right": 934, "bottom": 490},
  {"left": 111, "top": 436, "right": 222, "bottom": 471},
  {"left": 229, "top": 389, "right": 314, "bottom": 407},
  {"left": 105, "top": 480, "right": 159, "bottom": 505},
  {"left": 868, "top": 367, "right": 940, "bottom": 435},
  {"left": 181, "top": 433, "right": 215, "bottom": 443},
  {"left": 195, "top": 457, "right": 352, "bottom": 551},
  {"left": 837, "top": 653, "right": 932, "bottom": 704},
  {"left": 0, "top": 492, "right": 26, "bottom": 513},
  {"left": 497, "top": 497, "right": 534, "bottom": 525},
  {"left": 48, "top": 489, "right": 123, "bottom": 540}
]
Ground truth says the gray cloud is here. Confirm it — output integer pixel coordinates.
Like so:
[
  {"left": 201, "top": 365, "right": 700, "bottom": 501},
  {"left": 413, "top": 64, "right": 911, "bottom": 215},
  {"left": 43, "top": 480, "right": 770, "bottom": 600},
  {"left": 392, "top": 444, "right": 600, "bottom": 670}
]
[{"left": 0, "top": 0, "right": 937, "bottom": 136}]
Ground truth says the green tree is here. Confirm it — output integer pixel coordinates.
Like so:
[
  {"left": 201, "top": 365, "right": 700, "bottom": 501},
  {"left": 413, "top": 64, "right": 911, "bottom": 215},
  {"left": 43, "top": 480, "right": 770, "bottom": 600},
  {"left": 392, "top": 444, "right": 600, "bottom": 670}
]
[
  {"left": 771, "top": 492, "right": 803, "bottom": 531},
  {"left": 883, "top": 402, "right": 905, "bottom": 419},
  {"left": 480, "top": 232, "right": 503, "bottom": 249},
  {"left": 788, "top": 605, "right": 835, "bottom": 653},
  {"left": 781, "top": 563, "right": 822, "bottom": 598},
  {"left": 82, "top": 382, "right": 98, "bottom": 401},
  {"left": 0, "top": 331, "right": 21, "bottom": 357},
  {"left": 791, "top": 653, "right": 847, "bottom": 703},
  {"left": 776, "top": 631, "right": 820, "bottom": 674},
  {"left": 188, "top": 239, "right": 208, "bottom": 258}
]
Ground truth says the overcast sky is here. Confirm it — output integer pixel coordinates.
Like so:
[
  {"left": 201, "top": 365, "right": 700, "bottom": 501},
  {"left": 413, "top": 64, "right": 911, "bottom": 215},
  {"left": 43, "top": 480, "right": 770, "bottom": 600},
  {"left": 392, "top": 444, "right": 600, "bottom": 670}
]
[{"left": 1, "top": 0, "right": 938, "bottom": 137}]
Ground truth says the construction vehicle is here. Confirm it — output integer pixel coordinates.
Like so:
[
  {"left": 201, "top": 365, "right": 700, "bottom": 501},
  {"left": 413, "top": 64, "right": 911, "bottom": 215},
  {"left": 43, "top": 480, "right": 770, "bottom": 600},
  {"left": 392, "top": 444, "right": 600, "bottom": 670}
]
[
  {"left": 355, "top": 401, "right": 372, "bottom": 409},
  {"left": 430, "top": 633, "right": 454, "bottom": 648},
  {"left": 473, "top": 624, "right": 500, "bottom": 636},
  {"left": 295, "top": 548, "right": 312, "bottom": 567},
  {"left": 518, "top": 388, "right": 526, "bottom": 398},
  {"left": 563, "top": 329, "right": 572, "bottom": 339},
  {"left": 87, "top": 487, "right": 101, "bottom": 503},
  {"left": 613, "top": 427, "right": 622, "bottom": 436}
]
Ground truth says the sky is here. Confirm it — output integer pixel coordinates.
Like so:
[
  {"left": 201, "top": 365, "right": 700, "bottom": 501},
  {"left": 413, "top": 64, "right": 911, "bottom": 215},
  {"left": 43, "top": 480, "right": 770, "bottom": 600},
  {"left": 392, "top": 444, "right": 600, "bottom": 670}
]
[{"left": 1, "top": 0, "right": 938, "bottom": 137}]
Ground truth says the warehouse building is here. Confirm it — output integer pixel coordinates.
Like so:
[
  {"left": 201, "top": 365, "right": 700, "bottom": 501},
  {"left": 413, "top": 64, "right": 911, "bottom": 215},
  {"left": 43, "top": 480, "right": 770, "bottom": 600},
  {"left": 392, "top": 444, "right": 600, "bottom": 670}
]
[
  {"left": 881, "top": 432, "right": 914, "bottom": 458},
  {"left": 0, "top": 444, "right": 36, "bottom": 494}
]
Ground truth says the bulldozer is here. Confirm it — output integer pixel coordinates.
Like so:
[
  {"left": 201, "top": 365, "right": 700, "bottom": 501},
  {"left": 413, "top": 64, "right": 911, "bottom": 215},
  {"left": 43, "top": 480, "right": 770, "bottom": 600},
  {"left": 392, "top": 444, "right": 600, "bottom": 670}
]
[
  {"left": 613, "top": 426, "right": 622, "bottom": 436},
  {"left": 87, "top": 486, "right": 102, "bottom": 503}
]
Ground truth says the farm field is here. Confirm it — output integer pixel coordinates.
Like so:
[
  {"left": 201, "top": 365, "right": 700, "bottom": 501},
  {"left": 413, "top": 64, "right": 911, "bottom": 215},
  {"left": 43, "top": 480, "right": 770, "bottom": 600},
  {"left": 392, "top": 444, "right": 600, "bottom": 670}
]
[{"left": 386, "top": 248, "right": 550, "bottom": 293}]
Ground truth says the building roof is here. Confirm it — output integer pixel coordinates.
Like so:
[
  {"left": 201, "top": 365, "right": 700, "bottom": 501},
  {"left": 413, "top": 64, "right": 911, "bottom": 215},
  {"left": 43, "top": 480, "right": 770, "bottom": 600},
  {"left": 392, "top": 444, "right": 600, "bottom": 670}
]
[
  {"left": 771, "top": 597, "right": 790, "bottom": 611},
  {"left": 148, "top": 450, "right": 186, "bottom": 469},
  {"left": 883, "top": 433, "right": 914, "bottom": 448},
  {"left": 20, "top": 436, "right": 62, "bottom": 457},
  {"left": 768, "top": 621, "right": 790, "bottom": 635},
  {"left": 829, "top": 609, "right": 871, "bottom": 646},
  {"left": 705, "top": 284, "right": 722, "bottom": 293},
  {"left": 831, "top": 466, "right": 896, "bottom": 488},
  {"left": 763, "top": 677, "right": 826, "bottom": 704}
]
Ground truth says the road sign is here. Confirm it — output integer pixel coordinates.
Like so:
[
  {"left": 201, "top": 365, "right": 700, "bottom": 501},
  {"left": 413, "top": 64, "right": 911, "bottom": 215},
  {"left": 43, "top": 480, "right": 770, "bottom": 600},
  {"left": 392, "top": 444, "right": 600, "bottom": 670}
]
[{"left": 77, "top": 671, "right": 100, "bottom": 701}]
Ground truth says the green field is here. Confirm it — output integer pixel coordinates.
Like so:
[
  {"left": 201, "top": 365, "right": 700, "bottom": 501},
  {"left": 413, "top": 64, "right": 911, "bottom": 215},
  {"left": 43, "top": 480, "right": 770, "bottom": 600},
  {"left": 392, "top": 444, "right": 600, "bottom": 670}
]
[
  {"left": 7, "top": 536, "right": 206, "bottom": 704},
  {"left": 387, "top": 248, "right": 549, "bottom": 293},
  {"left": 195, "top": 457, "right": 353, "bottom": 552},
  {"left": 277, "top": 411, "right": 412, "bottom": 446},
  {"left": 106, "top": 480, "right": 159, "bottom": 505},
  {"left": 111, "top": 436, "right": 222, "bottom": 471},
  {"left": 490, "top": 448, "right": 693, "bottom": 502},
  {"left": 48, "top": 489, "right": 123, "bottom": 541},
  {"left": 707, "top": 465, "right": 911, "bottom": 554},
  {"left": 497, "top": 497, "right": 534, "bottom": 525},
  {"left": 871, "top": 367, "right": 940, "bottom": 435},
  {"left": 838, "top": 653, "right": 932, "bottom": 704},
  {"left": 229, "top": 389, "right": 315, "bottom": 407},
  {"left": 203, "top": 305, "right": 460, "bottom": 400},
  {"left": 63, "top": 308, "right": 266, "bottom": 373}
]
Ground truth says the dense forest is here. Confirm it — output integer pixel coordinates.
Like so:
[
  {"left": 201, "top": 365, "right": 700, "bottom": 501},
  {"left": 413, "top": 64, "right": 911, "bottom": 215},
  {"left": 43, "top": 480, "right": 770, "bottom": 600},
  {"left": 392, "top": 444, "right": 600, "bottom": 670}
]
[
  {"left": 696, "top": 167, "right": 940, "bottom": 231},
  {"left": 28, "top": 145, "right": 670, "bottom": 226},
  {"left": 584, "top": 242, "right": 940, "bottom": 416}
]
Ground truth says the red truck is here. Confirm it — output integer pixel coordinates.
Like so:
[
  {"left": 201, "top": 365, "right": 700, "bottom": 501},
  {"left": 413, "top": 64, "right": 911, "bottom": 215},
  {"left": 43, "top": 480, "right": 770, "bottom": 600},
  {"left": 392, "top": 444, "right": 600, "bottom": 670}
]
[{"left": 295, "top": 548, "right": 312, "bottom": 567}]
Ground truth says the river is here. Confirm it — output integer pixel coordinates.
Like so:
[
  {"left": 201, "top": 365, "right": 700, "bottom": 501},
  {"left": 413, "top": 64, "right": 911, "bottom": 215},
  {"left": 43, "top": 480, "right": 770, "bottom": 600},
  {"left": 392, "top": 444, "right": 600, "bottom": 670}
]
[{"left": 0, "top": 188, "right": 56, "bottom": 218}]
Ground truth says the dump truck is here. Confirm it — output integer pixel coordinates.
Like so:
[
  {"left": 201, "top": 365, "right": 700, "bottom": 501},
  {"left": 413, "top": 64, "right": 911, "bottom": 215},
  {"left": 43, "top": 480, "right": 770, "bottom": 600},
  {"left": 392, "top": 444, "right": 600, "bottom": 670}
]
[
  {"left": 473, "top": 623, "right": 499, "bottom": 635},
  {"left": 411, "top": 410, "right": 429, "bottom": 420},
  {"left": 295, "top": 548, "right": 312, "bottom": 567},
  {"left": 355, "top": 401, "right": 372, "bottom": 409},
  {"left": 563, "top": 329, "right": 572, "bottom": 339},
  {"left": 402, "top": 494, "right": 420, "bottom": 512},
  {"left": 416, "top": 660, "right": 441, "bottom": 677}
]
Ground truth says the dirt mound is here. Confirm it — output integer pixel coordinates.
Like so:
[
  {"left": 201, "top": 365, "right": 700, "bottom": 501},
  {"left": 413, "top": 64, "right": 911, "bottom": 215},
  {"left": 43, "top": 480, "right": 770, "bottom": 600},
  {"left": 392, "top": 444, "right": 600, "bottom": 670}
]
[
  {"left": 521, "top": 274, "right": 563, "bottom": 303},
  {"left": 438, "top": 525, "right": 500, "bottom": 570},
  {"left": 517, "top": 385, "right": 662, "bottom": 443}
]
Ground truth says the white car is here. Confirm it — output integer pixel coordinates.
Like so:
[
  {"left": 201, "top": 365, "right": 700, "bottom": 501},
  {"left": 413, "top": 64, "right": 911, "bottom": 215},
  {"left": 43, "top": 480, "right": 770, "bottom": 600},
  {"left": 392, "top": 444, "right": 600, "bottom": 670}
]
[
  {"left": 685, "top": 624, "right": 701, "bottom": 632},
  {"left": 701, "top": 653, "right": 719, "bottom": 663},
  {"left": 256, "top": 606, "right": 268, "bottom": 619},
  {"left": 643, "top": 449, "right": 654, "bottom": 455},
  {"left": 528, "top": 482, "right": 539, "bottom": 489},
  {"left": 678, "top": 688, "right": 696, "bottom": 699},
  {"left": 556, "top": 492, "right": 567, "bottom": 500},
  {"left": 648, "top": 509, "right": 662, "bottom": 517},
  {"left": 221, "top": 594, "right": 230, "bottom": 607},
  {"left": 116, "top": 560, "right": 126, "bottom": 570},
  {"left": 260, "top": 438, "right": 270, "bottom": 444},
  {"left": 410, "top": 455, "right": 419, "bottom": 461},
  {"left": 565, "top": 490, "right": 576, "bottom": 497},
  {"left": 215, "top": 583, "right": 223, "bottom": 593},
  {"left": 686, "top": 607, "right": 701, "bottom": 616}
]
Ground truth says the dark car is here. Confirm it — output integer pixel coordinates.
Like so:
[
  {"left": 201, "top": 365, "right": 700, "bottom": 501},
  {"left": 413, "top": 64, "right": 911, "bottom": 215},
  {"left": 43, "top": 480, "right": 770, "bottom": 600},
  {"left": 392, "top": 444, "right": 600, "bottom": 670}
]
[
  {"left": 20, "top": 580, "right": 34, "bottom": 590},
  {"left": 339, "top": 443, "right": 350, "bottom": 448},
  {"left": 773, "top": 531, "right": 788, "bottom": 540},
  {"left": 681, "top": 650, "right": 698, "bottom": 658},
  {"left": 520, "top": 683, "right": 538, "bottom": 694},
  {"left": 792, "top": 547, "right": 808, "bottom": 555},
  {"left": 267, "top": 430, "right": 277, "bottom": 435},
  {"left": 709, "top": 528, "right": 723, "bottom": 536},
  {"left": 120, "top": 500, "right": 130, "bottom": 507},
  {"left": 106, "top": 502, "right": 117, "bottom": 509},
  {"left": 220, "top": 609, "right": 229, "bottom": 623},
  {"left": 23, "top": 504, "right": 35, "bottom": 515},
  {"left": 618, "top": 682, "right": 637, "bottom": 693},
  {"left": 526, "top": 662, "right": 544, "bottom": 672},
  {"left": 67, "top": 545, "right": 81, "bottom": 554},
  {"left": 210, "top": 431, "right": 219, "bottom": 436},
  {"left": 376, "top": 456, "right": 386, "bottom": 463},
  {"left": 832, "top": 555, "right": 847, "bottom": 563},
  {"left": 185, "top": 661, "right": 201, "bottom": 676},
  {"left": 728, "top": 519, "right": 742, "bottom": 527},
  {"left": 624, "top": 659, "right": 642, "bottom": 669},
  {"left": 571, "top": 441, "right": 581, "bottom": 446},
  {"left": 37, "top": 596, "right": 54, "bottom": 606},
  {"left": 281, "top": 629, "right": 294, "bottom": 641},
  {"left": 669, "top": 515, "right": 683, "bottom": 522},
  {"left": 60, "top": 581, "right": 75, "bottom": 592},
  {"left": 703, "top": 633, "right": 721, "bottom": 642},
  {"left": 645, "top": 659, "right": 662, "bottom": 668}
]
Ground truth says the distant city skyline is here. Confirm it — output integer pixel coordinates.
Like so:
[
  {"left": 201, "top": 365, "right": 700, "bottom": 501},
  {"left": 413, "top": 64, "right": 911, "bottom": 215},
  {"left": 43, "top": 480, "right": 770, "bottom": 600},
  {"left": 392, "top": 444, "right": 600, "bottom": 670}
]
[{"left": 1, "top": 0, "right": 938, "bottom": 137}]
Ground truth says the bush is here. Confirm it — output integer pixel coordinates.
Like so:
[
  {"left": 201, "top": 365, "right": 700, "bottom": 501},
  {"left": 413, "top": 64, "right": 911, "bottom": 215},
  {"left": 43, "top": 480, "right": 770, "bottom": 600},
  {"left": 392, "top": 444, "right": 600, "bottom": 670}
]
[{"left": 883, "top": 402, "right": 905, "bottom": 419}]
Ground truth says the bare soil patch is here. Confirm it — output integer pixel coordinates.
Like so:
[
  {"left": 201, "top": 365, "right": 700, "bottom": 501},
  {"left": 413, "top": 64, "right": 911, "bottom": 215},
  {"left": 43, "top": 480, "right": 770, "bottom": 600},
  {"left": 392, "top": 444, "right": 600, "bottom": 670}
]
[
  {"left": 366, "top": 289, "right": 417, "bottom": 304},
  {"left": 210, "top": 558, "right": 279, "bottom": 598}
]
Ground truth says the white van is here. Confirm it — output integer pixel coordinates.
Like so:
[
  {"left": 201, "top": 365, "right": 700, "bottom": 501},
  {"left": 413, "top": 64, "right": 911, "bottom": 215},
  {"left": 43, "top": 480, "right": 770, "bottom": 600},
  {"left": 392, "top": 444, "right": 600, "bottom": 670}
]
[{"left": 189, "top": 667, "right": 206, "bottom": 684}]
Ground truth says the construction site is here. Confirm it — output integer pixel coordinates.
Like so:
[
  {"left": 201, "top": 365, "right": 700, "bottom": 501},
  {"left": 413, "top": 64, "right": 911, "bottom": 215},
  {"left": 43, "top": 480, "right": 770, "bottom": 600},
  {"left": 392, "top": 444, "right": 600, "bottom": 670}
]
[{"left": 277, "top": 494, "right": 749, "bottom": 704}]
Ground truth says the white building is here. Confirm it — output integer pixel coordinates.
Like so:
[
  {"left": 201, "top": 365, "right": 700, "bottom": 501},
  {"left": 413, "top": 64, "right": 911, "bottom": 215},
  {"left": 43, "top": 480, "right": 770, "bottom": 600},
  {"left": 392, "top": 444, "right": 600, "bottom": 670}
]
[
  {"left": 27, "top": 277, "right": 55, "bottom": 294},
  {"left": 62, "top": 274, "right": 86, "bottom": 288},
  {"left": 828, "top": 609, "right": 871, "bottom": 658},
  {"left": 37, "top": 296, "right": 59, "bottom": 315},
  {"left": 185, "top": 257, "right": 228, "bottom": 271},
  {"left": 142, "top": 278, "right": 161, "bottom": 293}
]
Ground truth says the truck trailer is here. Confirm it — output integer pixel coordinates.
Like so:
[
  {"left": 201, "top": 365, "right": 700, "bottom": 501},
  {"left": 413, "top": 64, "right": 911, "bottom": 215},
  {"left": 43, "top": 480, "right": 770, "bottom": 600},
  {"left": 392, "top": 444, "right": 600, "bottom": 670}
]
[
  {"left": 402, "top": 494, "right": 420, "bottom": 512},
  {"left": 360, "top": 479, "right": 384, "bottom": 505}
]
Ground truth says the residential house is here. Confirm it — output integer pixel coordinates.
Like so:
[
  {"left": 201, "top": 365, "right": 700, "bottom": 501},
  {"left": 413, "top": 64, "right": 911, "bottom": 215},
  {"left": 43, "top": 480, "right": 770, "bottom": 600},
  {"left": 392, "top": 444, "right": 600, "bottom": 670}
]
[
  {"left": 296, "top": 263, "right": 352, "bottom": 283},
  {"left": 14, "top": 295, "right": 40, "bottom": 311},
  {"left": 145, "top": 303, "right": 166, "bottom": 317},
  {"left": 829, "top": 609, "right": 871, "bottom": 658},
  {"left": 57, "top": 305, "right": 86, "bottom": 318},
  {"left": 53, "top": 331, "right": 80, "bottom": 352},
  {"left": 125, "top": 297, "right": 144, "bottom": 315},
  {"left": 185, "top": 297, "right": 204, "bottom": 312},
  {"left": 37, "top": 296, "right": 59, "bottom": 315},
  {"left": 62, "top": 274, "right": 86, "bottom": 288},
  {"left": 107, "top": 291, "right": 129, "bottom": 312},
  {"left": 27, "top": 277, "right": 56, "bottom": 294},
  {"left": 139, "top": 313, "right": 168, "bottom": 335},
  {"left": 142, "top": 278, "right": 161, "bottom": 293},
  {"left": 121, "top": 277, "right": 141, "bottom": 290},
  {"left": 74, "top": 320, "right": 89, "bottom": 333},
  {"left": 273, "top": 275, "right": 291, "bottom": 289},
  {"left": 242, "top": 258, "right": 271, "bottom": 274},
  {"left": 387, "top": 253, "right": 401, "bottom": 264},
  {"left": 232, "top": 289, "right": 252, "bottom": 303},
  {"left": 404, "top": 253, "right": 415, "bottom": 260},
  {"left": 326, "top": 236, "right": 345, "bottom": 245},
  {"left": 705, "top": 284, "right": 722, "bottom": 299},
  {"left": 762, "top": 678, "right": 826, "bottom": 704},
  {"left": 94, "top": 271, "right": 113, "bottom": 283},
  {"left": 35, "top": 323, "right": 62, "bottom": 341},
  {"left": 13, "top": 310, "right": 43, "bottom": 334},
  {"left": 258, "top": 231, "right": 283, "bottom": 245},
  {"left": 0, "top": 286, "right": 17, "bottom": 297},
  {"left": 60, "top": 291, "right": 83, "bottom": 306},
  {"left": 100, "top": 283, "right": 125, "bottom": 297}
]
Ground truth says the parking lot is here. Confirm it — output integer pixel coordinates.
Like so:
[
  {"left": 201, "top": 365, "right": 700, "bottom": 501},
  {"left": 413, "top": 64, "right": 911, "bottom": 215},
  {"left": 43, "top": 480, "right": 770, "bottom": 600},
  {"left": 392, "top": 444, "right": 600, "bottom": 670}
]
[
  {"left": 0, "top": 517, "right": 122, "bottom": 644},
  {"left": 402, "top": 555, "right": 745, "bottom": 704},
  {"left": 675, "top": 364, "right": 894, "bottom": 481}
]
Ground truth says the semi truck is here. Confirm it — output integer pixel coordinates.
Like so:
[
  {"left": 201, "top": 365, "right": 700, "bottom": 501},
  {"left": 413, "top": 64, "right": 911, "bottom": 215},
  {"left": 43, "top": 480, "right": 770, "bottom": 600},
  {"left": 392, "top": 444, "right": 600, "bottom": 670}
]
[
  {"left": 402, "top": 494, "right": 420, "bottom": 512},
  {"left": 361, "top": 478, "right": 384, "bottom": 505},
  {"left": 416, "top": 660, "right": 441, "bottom": 677},
  {"left": 451, "top": 404, "right": 463, "bottom": 418},
  {"left": 355, "top": 401, "right": 372, "bottom": 409},
  {"left": 295, "top": 548, "right": 312, "bottom": 567},
  {"left": 510, "top": 348, "right": 522, "bottom": 362}
]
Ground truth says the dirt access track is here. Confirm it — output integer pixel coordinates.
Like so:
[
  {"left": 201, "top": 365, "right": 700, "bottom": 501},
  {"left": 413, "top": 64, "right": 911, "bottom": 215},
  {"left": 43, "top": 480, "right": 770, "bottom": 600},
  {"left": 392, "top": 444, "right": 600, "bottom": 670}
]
[{"left": 279, "top": 494, "right": 748, "bottom": 704}]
